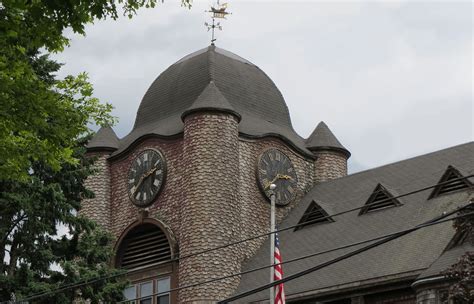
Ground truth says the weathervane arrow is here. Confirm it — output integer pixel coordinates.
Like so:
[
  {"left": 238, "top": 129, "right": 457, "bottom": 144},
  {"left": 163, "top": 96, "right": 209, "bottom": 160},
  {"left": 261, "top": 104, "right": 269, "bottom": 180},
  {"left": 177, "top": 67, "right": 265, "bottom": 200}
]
[{"left": 205, "top": 1, "right": 231, "bottom": 44}]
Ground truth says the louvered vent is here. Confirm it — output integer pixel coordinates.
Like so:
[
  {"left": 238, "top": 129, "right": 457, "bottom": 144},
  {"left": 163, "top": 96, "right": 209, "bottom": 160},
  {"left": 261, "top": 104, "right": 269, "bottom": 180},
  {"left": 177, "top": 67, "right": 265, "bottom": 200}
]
[
  {"left": 429, "top": 166, "right": 472, "bottom": 199},
  {"left": 295, "top": 201, "right": 333, "bottom": 231},
  {"left": 360, "top": 184, "right": 401, "bottom": 215},
  {"left": 118, "top": 224, "right": 171, "bottom": 270}
]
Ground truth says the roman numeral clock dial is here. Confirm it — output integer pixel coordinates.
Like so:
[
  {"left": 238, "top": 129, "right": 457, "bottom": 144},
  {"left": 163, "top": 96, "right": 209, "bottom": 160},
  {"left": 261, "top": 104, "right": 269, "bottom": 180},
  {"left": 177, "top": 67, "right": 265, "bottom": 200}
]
[
  {"left": 256, "top": 148, "right": 298, "bottom": 206},
  {"left": 127, "top": 149, "right": 167, "bottom": 207}
]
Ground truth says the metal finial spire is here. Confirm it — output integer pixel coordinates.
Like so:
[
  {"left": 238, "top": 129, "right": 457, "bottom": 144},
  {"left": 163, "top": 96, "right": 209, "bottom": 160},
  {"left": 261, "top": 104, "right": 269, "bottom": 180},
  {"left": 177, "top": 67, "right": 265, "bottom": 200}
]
[{"left": 205, "top": 1, "right": 231, "bottom": 45}]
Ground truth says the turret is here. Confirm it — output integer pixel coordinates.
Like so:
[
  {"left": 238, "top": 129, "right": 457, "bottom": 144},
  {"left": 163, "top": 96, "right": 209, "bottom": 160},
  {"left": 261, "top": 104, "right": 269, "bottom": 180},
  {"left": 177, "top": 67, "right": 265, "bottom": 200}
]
[
  {"left": 180, "top": 81, "right": 242, "bottom": 303},
  {"left": 306, "top": 121, "right": 350, "bottom": 182},
  {"left": 82, "top": 126, "right": 119, "bottom": 230}
]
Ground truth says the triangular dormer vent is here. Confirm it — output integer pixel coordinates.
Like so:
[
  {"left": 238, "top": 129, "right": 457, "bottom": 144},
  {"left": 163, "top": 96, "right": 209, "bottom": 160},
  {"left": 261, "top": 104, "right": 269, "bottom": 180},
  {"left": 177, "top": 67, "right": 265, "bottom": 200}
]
[
  {"left": 359, "top": 184, "right": 402, "bottom": 215},
  {"left": 295, "top": 201, "right": 333, "bottom": 231},
  {"left": 428, "top": 166, "right": 472, "bottom": 199}
]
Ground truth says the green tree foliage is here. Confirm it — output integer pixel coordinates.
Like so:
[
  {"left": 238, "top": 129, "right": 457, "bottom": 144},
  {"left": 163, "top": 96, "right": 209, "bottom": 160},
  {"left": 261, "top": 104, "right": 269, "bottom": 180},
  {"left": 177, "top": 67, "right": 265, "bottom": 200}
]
[
  {"left": 0, "top": 136, "right": 127, "bottom": 302},
  {"left": 0, "top": 0, "right": 190, "bottom": 182},
  {"left": 444, "top": 203, "right": 474, "bottom": 303},
  {"left": 0, "top": 0, "right": 188, "bottom": 301}
]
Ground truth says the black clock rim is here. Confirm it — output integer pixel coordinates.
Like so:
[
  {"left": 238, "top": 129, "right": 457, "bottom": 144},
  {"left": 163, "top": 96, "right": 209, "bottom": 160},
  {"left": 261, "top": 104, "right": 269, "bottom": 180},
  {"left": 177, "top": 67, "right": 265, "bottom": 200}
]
[
  {"left": 255, "top": 147, "right": 298, "bottom": 206},
  {"left": 127, "top": 148, "right": 167, "bottom": 208}
]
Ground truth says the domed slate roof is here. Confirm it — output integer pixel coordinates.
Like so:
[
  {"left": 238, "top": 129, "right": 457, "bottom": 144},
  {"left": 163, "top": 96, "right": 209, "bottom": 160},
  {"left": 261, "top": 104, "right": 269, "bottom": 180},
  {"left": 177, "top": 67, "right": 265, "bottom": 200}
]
[
  {"left": 306, "top": 121, "right": 350, "bottom": 158},
  {"left": 111, "top": 45, "right": 312, "bottom": 157}
]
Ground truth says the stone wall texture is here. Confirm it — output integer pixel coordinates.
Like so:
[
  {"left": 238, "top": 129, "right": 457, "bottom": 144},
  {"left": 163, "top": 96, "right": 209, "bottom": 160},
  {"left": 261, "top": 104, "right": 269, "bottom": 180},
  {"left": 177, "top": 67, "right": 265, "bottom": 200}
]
[
  {"left": 313, "top": 150, "right": 348, "bottom": 182},
  {"left": 82, "top": 114, "right": 317, "bottom": 303},
  {"left": 81, "top": 152, "right": 111, "bottom": 230},
  {"left": 108, "top": 138, "right": 184, "bottom": 243},
  {"left": 237, "top": 138, "right": 314, "bottom": 262},
  {"left": 179, "top": 113, "right": 241, "bottom": 303}
]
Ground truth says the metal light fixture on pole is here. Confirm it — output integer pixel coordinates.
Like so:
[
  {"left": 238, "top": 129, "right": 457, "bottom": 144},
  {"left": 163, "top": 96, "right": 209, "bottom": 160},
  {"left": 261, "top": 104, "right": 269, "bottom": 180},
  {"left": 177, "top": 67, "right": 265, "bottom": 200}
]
[{"left": 269, "top": 183, "right": 276, "bottom": 304}]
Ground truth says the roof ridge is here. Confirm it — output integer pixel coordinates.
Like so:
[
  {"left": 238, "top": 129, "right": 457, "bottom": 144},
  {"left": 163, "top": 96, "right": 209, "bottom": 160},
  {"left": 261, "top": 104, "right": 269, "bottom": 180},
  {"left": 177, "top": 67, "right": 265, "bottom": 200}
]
[{"left": 320, "top": 141, "right": 474, "bottom": 185}]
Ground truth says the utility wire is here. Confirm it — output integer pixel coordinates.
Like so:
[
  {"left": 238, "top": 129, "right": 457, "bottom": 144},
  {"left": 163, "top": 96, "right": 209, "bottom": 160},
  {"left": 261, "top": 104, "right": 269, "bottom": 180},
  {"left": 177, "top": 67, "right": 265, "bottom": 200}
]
[
  {"left": 14, "top": 176, "right": 473, "bottom": 302},
  {"left": 174, "top": 174, "right": 474, "bottom": 261},
  {"left": 19, "top": 205, "right": 472, "bottom": 303},
  {"left": 116, "top": 207, "right": 474, "bottom": 303},
  {"left": 217, "top": 203, "right": 472, "bottom": 303}
]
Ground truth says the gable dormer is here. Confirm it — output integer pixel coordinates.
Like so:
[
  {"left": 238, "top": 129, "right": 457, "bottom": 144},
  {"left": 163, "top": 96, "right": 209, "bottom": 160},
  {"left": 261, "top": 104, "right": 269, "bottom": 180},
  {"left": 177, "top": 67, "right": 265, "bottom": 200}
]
[
  {"left": 295, "top": 201, "right": 333, "bottom": 231},
  {"left": 359, "top": 183, "right": 402, "bottom": 215},
  {"left": 428, "top": 166, "right": 472, "bottom": 199}
]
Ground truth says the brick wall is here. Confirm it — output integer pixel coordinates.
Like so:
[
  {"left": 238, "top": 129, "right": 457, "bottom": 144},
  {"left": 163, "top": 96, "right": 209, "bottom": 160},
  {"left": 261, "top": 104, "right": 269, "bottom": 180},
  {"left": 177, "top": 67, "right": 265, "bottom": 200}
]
[{"left": 313, "top": 150, "right": 348, "bottom": 182}]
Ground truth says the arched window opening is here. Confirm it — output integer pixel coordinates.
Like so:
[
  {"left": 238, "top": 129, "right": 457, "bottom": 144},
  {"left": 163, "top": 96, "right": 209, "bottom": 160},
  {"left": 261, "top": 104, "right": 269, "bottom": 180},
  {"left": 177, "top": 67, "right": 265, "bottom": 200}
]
[
  {"left": 116, "top": 222, "right": 176, "bottom": 304},
  {"left": 116, "top": 223, "right": 172, "bottom": 270}
]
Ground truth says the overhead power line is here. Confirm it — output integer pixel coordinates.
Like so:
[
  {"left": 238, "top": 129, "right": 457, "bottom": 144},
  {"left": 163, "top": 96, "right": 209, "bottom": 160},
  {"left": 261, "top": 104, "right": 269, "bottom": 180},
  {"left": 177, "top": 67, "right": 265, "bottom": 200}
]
[
  {"left": 17, "top": 204, "right": 473, "bottom": 303},
  {"left": 174, "top": 174, "right": 474, "bottom": 262},
  {"left": 117, "top": 207, "right": 473, "bottom": 303},
  {"left": 14, "top": 175, "right": 473, "bottom": 303},
  {"left": 217, "top": 203, "right": 473, "bottom": 303}
]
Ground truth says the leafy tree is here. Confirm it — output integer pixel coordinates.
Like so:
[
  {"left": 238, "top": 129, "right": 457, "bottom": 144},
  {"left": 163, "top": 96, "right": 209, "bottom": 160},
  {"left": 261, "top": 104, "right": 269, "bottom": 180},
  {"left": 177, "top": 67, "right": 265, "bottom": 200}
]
[
  {"left": 0, "top": 0, "right": 190, "bottom": 182},
  {"left": 444, "top": 203, "right": 474, "bottom": 303},
  {"left": 0, "top": 135, "right": 127, "bottom": 302},
  {"left": 0, "top": 0, "right": 187, "bottom": 302}
]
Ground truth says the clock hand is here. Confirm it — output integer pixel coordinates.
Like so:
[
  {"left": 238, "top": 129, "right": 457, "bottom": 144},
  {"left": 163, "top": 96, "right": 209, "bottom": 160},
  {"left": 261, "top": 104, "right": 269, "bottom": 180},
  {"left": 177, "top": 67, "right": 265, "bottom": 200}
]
[
  {"left": 132, "top": 167, "right": 158, "bottom": 197},
  {"left": 276, "top": 174, "right": 293, "bottom": 180},
  {"left": 264, "top": 174, "right": 293, "bottom": 190}
]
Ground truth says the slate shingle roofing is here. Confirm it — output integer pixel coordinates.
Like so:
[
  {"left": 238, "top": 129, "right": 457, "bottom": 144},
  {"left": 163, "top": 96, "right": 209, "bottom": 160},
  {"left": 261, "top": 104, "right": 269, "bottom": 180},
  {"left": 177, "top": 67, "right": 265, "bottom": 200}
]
[
  {"left": 234, "top": 142, "right": 474, "bottom": 303},
  {"left": 90, "top": 45, "right": 319, "bottom": 158},
  {"left": 86, "top": 125, "right": 119, "bottom": 151},
  {"left": 306, "top": 121, "right": 350, "bottom": 157}
]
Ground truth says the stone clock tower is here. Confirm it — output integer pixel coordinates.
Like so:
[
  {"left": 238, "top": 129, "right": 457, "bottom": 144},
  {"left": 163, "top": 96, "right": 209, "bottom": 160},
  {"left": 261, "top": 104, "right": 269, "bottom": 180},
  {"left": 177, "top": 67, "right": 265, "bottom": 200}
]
[{"left": 82, "top": 45, "right": 350, "bottom": 303}]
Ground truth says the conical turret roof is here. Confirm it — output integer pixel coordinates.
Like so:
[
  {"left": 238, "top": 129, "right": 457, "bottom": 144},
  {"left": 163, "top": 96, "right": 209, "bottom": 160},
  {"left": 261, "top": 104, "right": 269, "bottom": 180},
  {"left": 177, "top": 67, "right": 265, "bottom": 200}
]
[
  {"left": 181, "top": 81, "right": 241, "bottom": 121},
  {"left": 87, "top": 126, "right": 119, "bottom": 151},
  {"left": 306, "top": 121, "right": 350, "bottom": 158}
]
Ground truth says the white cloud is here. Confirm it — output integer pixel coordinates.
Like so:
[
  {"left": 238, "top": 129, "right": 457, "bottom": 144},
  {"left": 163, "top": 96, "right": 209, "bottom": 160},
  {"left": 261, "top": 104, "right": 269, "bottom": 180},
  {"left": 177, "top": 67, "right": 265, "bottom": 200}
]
[{"left": 53, "top": 0, "right": 473, "bottom": 172}]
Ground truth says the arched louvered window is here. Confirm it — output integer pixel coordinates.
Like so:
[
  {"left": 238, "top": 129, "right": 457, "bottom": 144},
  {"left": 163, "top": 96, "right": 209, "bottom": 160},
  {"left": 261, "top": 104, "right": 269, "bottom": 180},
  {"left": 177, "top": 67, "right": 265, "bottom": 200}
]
[{"left": 116, "top": 223, "right": 172, "bottom": 270}]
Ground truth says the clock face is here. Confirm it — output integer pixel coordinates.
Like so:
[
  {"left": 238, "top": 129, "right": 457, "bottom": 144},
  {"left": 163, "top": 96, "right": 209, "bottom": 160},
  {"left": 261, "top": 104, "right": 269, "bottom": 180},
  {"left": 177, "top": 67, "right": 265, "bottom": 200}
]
[
  {"left": 127, "top": 149, "right": 166, "bottom": 207},
  {"left": 256, "top": 148, "right": 298, "bottom": 206}
]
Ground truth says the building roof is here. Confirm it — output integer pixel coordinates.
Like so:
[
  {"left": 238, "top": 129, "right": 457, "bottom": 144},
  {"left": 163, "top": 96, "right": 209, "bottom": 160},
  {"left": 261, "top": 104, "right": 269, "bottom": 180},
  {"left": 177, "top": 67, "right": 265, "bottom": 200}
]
[
  {"left": 110, "top": 45, "right": 312, "bottom": 158},
  {"left": 86, "top": 126, "right": 119, "bottom": 151},
  {"left": 234, "top": 142, "right": 474, "bottom": 303},
  {"left": 181, "top": 81, "right": 241, "bottom": 121},
  {"left": 415, "top": 241, "right": 473, "bottom": 282},
  {"left": 306, "top": 121, "right": 350, "bottom": 157}
]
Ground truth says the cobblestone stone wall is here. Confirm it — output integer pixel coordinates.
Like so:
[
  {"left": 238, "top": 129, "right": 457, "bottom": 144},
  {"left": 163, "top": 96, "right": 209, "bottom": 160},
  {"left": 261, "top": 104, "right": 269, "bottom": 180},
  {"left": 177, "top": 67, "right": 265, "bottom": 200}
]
[
  {"left": 108, "top": 138, "right": 184, "bottom": 242},
  {"left": 179, "top": 112, "right": 241, "bottom": 303},
  {"left": 237, "top": 138, "right": 314, "bottom": 262},
  {"left": 82, "top": 119, "right": 317, "bottom": 303},
  {"left": 81, "top": 152, "right": 111, "bottom": 230},
  {"left": 313, "top": 150, "right": 348, "bottom": 182},
  {"left": 414, "top": 282, "right": 450, "bottom": 304}
]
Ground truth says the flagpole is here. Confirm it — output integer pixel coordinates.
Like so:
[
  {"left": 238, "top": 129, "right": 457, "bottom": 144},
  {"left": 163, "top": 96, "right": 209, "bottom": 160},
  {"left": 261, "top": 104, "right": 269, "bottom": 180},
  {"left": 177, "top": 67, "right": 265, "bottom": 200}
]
[{"left": 269, "top": 183, "right": 276, "bottom": 304}]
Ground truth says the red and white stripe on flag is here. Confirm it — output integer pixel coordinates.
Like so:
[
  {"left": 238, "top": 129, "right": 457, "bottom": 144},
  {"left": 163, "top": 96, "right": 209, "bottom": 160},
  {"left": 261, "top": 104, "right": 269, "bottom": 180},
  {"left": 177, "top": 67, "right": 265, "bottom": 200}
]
[{"left": 274, "top": 233, "right": 285, "bottom": 304}]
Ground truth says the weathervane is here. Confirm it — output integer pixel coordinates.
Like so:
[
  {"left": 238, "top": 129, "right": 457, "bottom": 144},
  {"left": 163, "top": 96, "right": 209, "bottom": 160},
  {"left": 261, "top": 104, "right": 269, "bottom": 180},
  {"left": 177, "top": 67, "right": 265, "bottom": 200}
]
[{"left": 205, "top": 1, "right": 231, "bottom": 44}]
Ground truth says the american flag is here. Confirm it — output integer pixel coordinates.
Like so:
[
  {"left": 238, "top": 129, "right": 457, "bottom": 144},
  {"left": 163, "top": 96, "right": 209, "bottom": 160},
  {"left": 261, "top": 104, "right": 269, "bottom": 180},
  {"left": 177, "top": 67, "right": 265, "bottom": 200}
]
[{"left": 274, "top": 233, "right": 285, "bottom": 304}]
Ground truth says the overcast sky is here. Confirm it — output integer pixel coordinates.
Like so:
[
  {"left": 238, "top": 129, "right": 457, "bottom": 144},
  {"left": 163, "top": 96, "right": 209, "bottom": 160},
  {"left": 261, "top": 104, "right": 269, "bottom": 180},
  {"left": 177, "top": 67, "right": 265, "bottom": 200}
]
[{"left": 53, "top": 0, "right": 473, "bottom": 173}]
